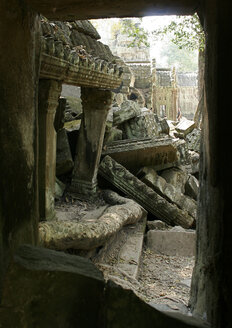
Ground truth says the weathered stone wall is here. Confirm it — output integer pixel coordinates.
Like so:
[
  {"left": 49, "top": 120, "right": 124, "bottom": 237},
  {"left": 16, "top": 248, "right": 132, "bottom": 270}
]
[
  {"left": 189, "top": 2, "right": 232, "bottom": 327},
  {"left": 130, "top": 64, "right": 151, "bottom": 89},
  {"left": 0, "top": 0, "right": 41, "bottom": 292},
  {"left": 178, "top": 87, "right": 198, "bottom": 120},
  {"left": 153, "top": 69, "right": 198, "bottom": 120},
  {"left": 177, "top": 72, "right": 198, "bottom": 119},
  {"left": 129, "top": 64, "right": 152, "bottom": 108}
]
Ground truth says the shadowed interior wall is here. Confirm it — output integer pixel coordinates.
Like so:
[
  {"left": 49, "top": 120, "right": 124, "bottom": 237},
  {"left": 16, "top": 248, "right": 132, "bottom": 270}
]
[
  {"left": 0, "top": 0, "right": 231, "bottom": 327},
  {"left": 190, "top": 1, "right": 232, "bottom": 326},
  {"left": 0, "top": 0, "right": 41, "bottom": 293}
]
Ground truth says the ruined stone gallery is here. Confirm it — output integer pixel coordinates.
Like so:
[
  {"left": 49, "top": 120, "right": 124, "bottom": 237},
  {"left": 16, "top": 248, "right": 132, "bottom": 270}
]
[{"left": 0, "top": 1, "right": 231, "bottom": 327}]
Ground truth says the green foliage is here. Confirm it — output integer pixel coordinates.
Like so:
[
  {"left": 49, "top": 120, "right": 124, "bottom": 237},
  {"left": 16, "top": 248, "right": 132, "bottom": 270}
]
[
  {"left": 121, "top": 19, "right": 150, "bottom": 48},
  {"left": 152, "top": 13, "right": 205, "bottom": 51},
  {"left": 160, "top": 42, "right": 198, "bottom": 71}
]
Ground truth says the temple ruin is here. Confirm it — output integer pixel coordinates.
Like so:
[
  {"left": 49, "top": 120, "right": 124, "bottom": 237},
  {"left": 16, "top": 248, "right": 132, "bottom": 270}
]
[{"left": 0, "top": 0, "right": 231, "bottom": 327}]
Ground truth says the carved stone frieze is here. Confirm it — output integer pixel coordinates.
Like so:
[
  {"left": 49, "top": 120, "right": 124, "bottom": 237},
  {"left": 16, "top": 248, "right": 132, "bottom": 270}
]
[{"left": 99, "top": 156, "right": 195, "bottom": 228}]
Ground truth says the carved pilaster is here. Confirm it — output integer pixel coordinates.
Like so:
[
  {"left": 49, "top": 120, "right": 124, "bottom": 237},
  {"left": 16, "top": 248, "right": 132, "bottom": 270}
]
[
  {"left": 151, "top": 58, "right": 157, "bottom": 113},
  {"left": 71, "top": 87, "right": 113, "bottom": 198},
  {"left": 38, "top": 79, "right": 62, "bottom": 220}
]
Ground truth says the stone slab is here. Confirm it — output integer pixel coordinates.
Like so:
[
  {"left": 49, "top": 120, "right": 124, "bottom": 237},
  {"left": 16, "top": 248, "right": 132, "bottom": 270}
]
[
  {"left": 0, "top": 245, "right": 104, "bottom": 327},
  {"left": 175, "top": 118, "right": 195, "bottom": 137},
  {"left": 116, "top": 216, "right": 146, "bottom": 279},
  {"left": 147, "top": 229, "right": 196, "bottom": 257},
  {"left": 105, "top": 280, "right": 210, "bottom": 328},
  {"left": 94, "top": 216, "right": 146, "bottom": 279},
  {"left": 102, "top": 137, "right": 178, "bottom": 174}
]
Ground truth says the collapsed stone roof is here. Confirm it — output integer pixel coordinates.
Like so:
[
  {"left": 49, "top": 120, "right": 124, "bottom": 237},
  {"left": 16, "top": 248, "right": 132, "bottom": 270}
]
[{"left": 40, "top": 17, "right": 123, "bottom": 89}]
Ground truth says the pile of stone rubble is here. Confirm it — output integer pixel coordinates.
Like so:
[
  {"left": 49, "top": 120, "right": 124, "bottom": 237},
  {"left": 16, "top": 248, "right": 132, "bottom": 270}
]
[{"left": 55, "top": 97, "right": 200, "bottom": 233}]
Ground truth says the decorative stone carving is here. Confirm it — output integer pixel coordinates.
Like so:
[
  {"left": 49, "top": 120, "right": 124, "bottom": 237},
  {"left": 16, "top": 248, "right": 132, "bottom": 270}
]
[
  {"left": 99, "top": 156, "right": 195, "bottom": 228},
  {"left": 139, "top": 167, "right": 197, "bottom": 218},
  {"left": 39, "top": 19, "right": 124, "bottom": 90}
]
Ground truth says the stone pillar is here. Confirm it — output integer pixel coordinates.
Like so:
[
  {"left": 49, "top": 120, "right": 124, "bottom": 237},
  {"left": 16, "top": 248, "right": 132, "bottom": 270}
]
[
  {"left": 71, "top": 87, "right": 113, "bottom": 198},
  {"left": 151, "top": 58, "right": 157, "bottom": 113},
  {"left": 0, "top": 0, "right": 41, "bottom": 289},
  {"left": 171, "top": 67, "right": 178, "bottom": 121},
  {"left": 38, "top": 80, "right": 62, "bottom": 221}
]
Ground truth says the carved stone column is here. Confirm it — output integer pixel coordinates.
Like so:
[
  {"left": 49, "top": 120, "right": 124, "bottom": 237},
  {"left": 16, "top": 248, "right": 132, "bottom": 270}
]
[
  {"left": 151, "top": 58, "right": 157, "bottom": 113},
  {"left": 38, "top": 79, "right": 62, "bottom": 220},
  {"left": 71, "top": 87, "right": 113, "bottom": 197},
  {"left": 171, "top": 67, "right": 178, "bottom": 121}
]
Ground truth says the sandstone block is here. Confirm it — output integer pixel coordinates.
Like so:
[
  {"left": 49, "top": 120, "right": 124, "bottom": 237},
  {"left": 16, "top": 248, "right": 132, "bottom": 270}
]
[
  {"left": 140, "top": 167, "right": 197, "bottom": 218},
  {"left": 174, "top": 118, "right": 196, "bottom": 138},
  {"left": 185, "top": 174, "right": 199, "bottom": 201},
  {"left": 160, "top": 167, "right": 188, "bottom": 194},
  {"left": 0, "top": 245, "right": 104, "bottom": 327},
  {"left": 147, "top": 228, "right": 196, "bottom": 256},
  {"left": 113, "top": 100, "right": 141, "bottom": 125},
  {"left": 99, "top": 156, "right": 195, "bottom": 228},
  {"left": 102, "top": 137, "right": 178, "bottom": 174}
]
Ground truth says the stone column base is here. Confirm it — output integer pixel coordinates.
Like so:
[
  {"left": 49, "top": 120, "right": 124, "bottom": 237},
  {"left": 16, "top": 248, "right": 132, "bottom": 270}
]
[{"left": 69, "top": 179, "right": 98, "bottom": 199}]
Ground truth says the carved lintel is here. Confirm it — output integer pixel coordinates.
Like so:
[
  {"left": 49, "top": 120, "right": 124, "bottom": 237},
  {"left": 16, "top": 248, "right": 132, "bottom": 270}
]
[{"left": 40, "top": 53, "right": 122, "bottom": 90}]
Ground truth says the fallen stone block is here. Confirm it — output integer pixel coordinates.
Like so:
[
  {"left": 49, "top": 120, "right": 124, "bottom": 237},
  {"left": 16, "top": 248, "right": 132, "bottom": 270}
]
[
  {"left": 139, "top": 167, "right": 197, "bottom": 218},
  {"left": 174, "top": 118, "right": 196, "bottom": 138},
  {"left": 64, "top": 96, "right": 82, "bottom": 122},
  {"left": 185, "top": 174, "right": 199, "bottom": 201},
  {"left": 113, "top": 100, "right": 141, "bottom": 125},
  {"left": 147, "top": 220, "right": 169, "bottom": 230},
  {"left": 99, "top": 156, "right": 195, "bottom": 229},
  {"left": 173, "top": 139, "right": 191, "bottom": 166},
  {"left": 39, "top": 190, "right": 144, "bottom": 250},
  {"left": 147, "top": 228, "right": 196, "bottom": 256},
  {"left": 154, "top": 114, "right": 170, "bottom": 135},
  {"left": 185, "top": 128, "right": 201, "bottom": 152},
  {"left": 0, "top": 244, "right": 104, "bottom": 327},
  {"left": 103, "top": 126, "right": 123, "bottom": 145},
  {"left": 120, "top": 111, "right": 159, "bottom": 139},
  {"left": 160, "top": 167, "right": 188, "bottom": 194},
  {"left": 102, "top": 137, "right": 178, "bottom": 174},
  {"left": 56, "top": 128, "right": 74, "bottom": 176}
]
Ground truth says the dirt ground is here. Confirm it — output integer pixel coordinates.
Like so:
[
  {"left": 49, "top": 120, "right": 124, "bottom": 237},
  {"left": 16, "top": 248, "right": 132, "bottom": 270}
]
[
  {"left": 96, "top": 245, "right": 194, "bottom": 311},
  {"left": 55, "top": 193, "right": 194, "bottom": 312},
  {"left": 138, "top": 247, "right": 194, "bottom": 306}
]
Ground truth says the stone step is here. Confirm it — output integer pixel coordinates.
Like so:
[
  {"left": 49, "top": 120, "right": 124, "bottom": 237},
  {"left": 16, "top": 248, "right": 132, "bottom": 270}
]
[{"left": 94, "top": 215, "right": 147, "bottom": 279}]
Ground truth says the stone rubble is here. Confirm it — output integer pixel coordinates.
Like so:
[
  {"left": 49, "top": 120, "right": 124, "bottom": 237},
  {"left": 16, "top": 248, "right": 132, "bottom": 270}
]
[{"left": 54, "top": 93, "right": 201, "bottom": 237}]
